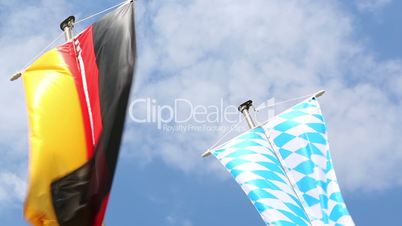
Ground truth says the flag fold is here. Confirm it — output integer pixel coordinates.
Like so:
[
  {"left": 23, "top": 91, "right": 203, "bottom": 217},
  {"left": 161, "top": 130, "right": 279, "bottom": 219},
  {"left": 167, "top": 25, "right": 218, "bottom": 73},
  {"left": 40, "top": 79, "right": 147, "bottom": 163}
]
[{"left": 211, "top": 97, "right": 354, "bottom": 226}]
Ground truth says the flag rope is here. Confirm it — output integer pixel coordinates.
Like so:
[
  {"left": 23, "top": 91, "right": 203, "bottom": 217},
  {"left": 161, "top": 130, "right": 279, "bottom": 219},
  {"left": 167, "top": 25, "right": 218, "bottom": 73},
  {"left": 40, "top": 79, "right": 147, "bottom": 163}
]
[
  {"left": 22, "top": 32, "right": 65, "bottom": 70},
  {"left": 10, "top": 32, "right": 64, "bottom": 81},
  {"left": 202, "top": 117, "right": 245, "bottom": 157},
  {"left": 255, "top": 90, "right": 325, "bottom": 111},
  {"left": 75, "top": 0, "right": 133, "bottom": 25}
]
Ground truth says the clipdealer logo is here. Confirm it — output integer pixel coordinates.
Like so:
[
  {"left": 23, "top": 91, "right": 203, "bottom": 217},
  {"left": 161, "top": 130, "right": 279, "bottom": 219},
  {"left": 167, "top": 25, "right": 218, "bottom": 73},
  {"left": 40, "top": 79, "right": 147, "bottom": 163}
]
[{"left": 128, "top": 98, "right": 276, "bottom": 131}]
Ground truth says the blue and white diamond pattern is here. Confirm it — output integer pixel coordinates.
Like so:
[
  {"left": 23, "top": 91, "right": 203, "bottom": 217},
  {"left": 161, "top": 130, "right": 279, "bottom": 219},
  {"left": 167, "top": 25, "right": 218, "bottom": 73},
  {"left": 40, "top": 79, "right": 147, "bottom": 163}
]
[
  {"left": 263, "top": 97, "right": 354, "bottom": 225},
  {"left": 212, "top": 127, "right": 311, "bottom": 226}
]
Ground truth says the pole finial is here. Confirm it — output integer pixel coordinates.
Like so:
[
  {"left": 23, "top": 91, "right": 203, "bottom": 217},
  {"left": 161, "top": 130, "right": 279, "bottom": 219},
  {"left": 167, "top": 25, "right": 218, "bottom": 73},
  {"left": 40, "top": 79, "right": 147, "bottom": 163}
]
[
  {"left": 314, "top": 90, "right": 326, "bottom": 98},
  {"left": 10, "top": 72, "right": 22, "bottom": 81},
  {"left": 238, "top": 100, "right": 253, "bottom": 113},
  {"left": 60, "top": 16, "right": 75, "bottom": 41},
  {"left": 60, "top": 16, "right": 75, "bottom": 31},
  {"left": 201, "top": 149, "right": 211, "bottom": 158},
  {"left": 238, "top": 100, "right": 256, "bottom": 129}
]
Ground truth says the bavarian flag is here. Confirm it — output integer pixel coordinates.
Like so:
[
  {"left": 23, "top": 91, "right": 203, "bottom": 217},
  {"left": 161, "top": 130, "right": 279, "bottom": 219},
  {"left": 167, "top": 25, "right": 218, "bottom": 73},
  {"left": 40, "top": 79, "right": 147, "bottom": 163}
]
[{"left": 22, "top": 2, "right": 135, "bottom": 226}]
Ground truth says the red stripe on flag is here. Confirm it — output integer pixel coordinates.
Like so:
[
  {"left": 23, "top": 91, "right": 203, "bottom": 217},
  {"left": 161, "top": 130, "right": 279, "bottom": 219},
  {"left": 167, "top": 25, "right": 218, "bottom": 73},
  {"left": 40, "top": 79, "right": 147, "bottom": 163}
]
[
  {"left": 75, "top": 26, "right": 103, "bottom": 152},
  {"left": 58, "top": 26, "right": 103, "bottom": 159},
  {"left": 57, "top": 42, "right": 94, "bottom": 159},
  {"left": 94, "top": 193, "right": 110, "bottom": 226}
]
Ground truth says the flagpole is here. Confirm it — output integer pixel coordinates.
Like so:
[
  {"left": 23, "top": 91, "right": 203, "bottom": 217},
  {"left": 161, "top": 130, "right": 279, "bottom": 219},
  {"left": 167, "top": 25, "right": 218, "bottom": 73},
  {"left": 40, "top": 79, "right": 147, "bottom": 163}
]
[
  {"left": 60, "top": 16, "right": 75, "bottom": 41},
  {"left": 238, "top": 100, "right": 256, "bottom": 129}
]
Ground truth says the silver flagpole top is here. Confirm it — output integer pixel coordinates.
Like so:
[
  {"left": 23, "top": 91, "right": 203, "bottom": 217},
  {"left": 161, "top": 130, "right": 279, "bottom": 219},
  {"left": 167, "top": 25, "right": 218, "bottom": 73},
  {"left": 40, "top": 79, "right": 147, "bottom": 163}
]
[
  {"left": 60, "top": 16, "right": 75, "bottom": 41},
  {"left": 238, "top": 100, "right": 256, "bottom": 129}
]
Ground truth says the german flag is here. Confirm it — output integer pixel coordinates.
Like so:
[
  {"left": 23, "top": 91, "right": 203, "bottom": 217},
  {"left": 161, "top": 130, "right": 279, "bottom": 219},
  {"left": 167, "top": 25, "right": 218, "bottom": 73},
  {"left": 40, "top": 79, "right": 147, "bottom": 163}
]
[{"left": 22, "top": 2, "right": 135, "bottom": 226}]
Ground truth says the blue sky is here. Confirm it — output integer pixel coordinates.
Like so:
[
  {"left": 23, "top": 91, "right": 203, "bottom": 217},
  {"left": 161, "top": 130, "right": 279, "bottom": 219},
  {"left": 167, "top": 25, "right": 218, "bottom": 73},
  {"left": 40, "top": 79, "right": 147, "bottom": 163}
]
[{"left": 1, "top": 0, "right": 402, "bottom": 225}]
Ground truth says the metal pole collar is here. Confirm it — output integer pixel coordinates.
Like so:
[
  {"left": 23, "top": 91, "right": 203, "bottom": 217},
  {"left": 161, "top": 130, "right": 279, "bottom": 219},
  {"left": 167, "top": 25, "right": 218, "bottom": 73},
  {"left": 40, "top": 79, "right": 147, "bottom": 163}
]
[{"left": 60, "top": 16, "right": 75, "bottom": 31}]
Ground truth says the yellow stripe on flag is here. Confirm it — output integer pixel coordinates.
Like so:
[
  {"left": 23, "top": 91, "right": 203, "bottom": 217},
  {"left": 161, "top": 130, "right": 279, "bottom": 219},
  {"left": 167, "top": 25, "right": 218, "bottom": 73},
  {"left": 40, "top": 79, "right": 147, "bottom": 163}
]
[{"left": 22, "top": 48, "right": 88, "bottom": 226}]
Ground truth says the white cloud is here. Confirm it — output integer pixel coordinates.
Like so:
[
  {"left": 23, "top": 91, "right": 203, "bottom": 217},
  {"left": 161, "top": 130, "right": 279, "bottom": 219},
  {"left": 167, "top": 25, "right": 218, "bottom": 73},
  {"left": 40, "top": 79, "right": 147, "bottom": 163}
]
[
  {"left": 355, "top": 0, "right": 392, "bottom": 12},
  {"left": 0, "top": 0, "right": 401, "bottom": 212},
  {"left": 0, "top": 0, "right": 73, "bottom": 209},
  {"left": 0, "top": 172, "right": 26, "bottom": 206},
  {"left": 125, "top": 0, "right": 402, "bottom": 192},
  {"left": 166, "top": 215, "right": 193, "bottom": 226}
]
